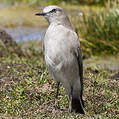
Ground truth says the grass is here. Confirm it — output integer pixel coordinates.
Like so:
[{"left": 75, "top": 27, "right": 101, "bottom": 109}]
[
  {"left": 0, "top": 0, "right": 117, "bottom": 6},
  {"left": 0, "top": 3, "right": 104, "bottom": 28},
  {"left": 78, "top": 9, "right": 119, "bottom": 55},
  {"left": 0, "top": 1, "right": 119, "bottom": 55},
  {"left": 0, "top": 2, "right": 119, "bottom": 118},
  {"left": 74, "top": 1, "right": 119, "bottom": 56},
  {"left": 0, "top": 45, "right": 119, "bottom": 118},
  {"left": 0, "top": 6, "right": 47, "bottom": 27}
]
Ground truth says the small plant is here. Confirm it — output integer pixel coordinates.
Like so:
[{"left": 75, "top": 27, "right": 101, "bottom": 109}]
[{"left": 79, "top": 4, "right": 119, "bottom": 55}]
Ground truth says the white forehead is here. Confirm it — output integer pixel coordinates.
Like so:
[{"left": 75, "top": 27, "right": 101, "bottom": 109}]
[{"left": 43, "top": 5, "right": 62, "bottom": 13}]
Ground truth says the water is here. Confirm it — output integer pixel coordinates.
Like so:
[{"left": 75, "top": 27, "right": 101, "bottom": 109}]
[{"left": 5, "top": 26, "right": 46, "bottom": 42}]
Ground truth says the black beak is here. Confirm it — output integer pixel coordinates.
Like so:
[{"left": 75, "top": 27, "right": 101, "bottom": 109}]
[{"left": 35, "top": 12, "right": 46, "bottom": 16}]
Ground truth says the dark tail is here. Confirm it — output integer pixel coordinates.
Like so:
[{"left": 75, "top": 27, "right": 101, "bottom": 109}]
[
  {"left": 70, "top": 79, "right": 85, "bottom": 114},
  {"left": 72, "top": 97, "right": 85, "bottom": 114}
]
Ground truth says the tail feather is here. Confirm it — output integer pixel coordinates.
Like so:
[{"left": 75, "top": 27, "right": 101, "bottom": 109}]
[{"left": 72, "top": 98, "right": 85, "bottom": 114}]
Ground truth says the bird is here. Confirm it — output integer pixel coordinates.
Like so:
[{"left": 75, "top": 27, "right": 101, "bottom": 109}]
[{"left": 35, "top": 5, "right": 85, "bottom": 114}]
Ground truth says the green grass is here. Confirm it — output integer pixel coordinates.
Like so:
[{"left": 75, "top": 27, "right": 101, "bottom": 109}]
[
  {"left": 83, "top": 11, "right": 119, "bottom": 55},
  {"left": 76, "top": 2, "right": 119, "bottom": 56},
  {"left": 0, "top": 0, "right": 117, "bottom": 6},
  {"left": 0, "top": 2, "right": 119, "bottom": 117},
  {"left": 0, "top": 45, "right": 118, "bottom": 118}
]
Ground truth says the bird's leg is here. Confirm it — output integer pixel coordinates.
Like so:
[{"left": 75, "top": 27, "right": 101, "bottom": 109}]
[
  {"left": 69, "top": 87, "right": 73, "bottom": 113},
  {"left": 56, "top": 82, "right": 60, "bottom": 99},
  {"left": 69, "top": 94, "right": 72, "bottom": 113},
  {"left": 55, "top": 82, "right": 60, "bottom": 109}
]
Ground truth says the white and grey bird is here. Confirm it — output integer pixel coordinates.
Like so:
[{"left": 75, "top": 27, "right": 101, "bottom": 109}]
[{"left": 36, "top": 5, "right": 85, "bottom": 114}]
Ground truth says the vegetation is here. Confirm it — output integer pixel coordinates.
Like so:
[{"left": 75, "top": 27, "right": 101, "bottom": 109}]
[
  {"left": 0, "top": 0, "right": 118, "bottom": 6},
  {"left": 0, "top": 45, "right": 119, "bottom": 118},
  {"left": 0, "top": 0, "right": 119, "bottom": 118},
  {"left": 78, "top": 8, "right": 119, "bottom": 55},
  {"left": 0, "top": 0, "right": 119, "bottom": 55},
  {"left": 73, "top": 1, "right": 119, "bottom": 55}
]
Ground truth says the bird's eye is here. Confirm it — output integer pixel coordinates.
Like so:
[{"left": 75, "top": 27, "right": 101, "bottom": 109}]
[{"left": 51, "top": 9, "right": 57, "bottom": 13}]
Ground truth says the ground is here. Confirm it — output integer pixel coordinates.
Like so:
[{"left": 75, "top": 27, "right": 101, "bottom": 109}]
[{"left": 0, "top": 48, "right": 118, "bottom": 119}]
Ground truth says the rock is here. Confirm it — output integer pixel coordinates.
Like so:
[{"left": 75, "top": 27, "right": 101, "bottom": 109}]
[{"left": 0, "top": 28, "right": 24, "bottom": 57}]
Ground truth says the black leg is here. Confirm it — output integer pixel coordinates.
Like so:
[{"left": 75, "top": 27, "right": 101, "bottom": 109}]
[
  {"left": 69, "top": 86, "right": 73, "bottom": 112},
  {"left": 56, "top": 82, "right": 60, "bottom": 99},
  {"left": 54, "top": 82, "right": 60, "bottom": 109}
]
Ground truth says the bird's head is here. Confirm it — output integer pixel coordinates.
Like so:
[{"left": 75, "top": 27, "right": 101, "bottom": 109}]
[{"left": 35, "top": 5, "right": 66, "bottom": 24}]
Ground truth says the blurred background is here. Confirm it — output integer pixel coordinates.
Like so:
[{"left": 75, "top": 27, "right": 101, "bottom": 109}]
[
  {"left": 0, "top": 0, "right": 119, "bottom": 56},
  {"left": 0, "top": 0, "right": 119, "bottom": 118}
]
